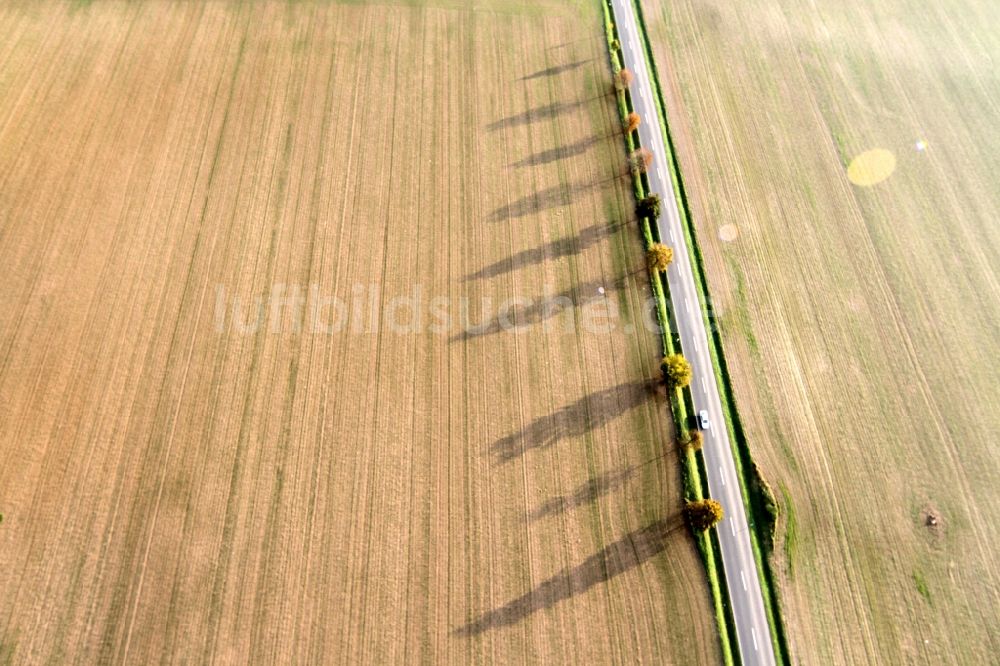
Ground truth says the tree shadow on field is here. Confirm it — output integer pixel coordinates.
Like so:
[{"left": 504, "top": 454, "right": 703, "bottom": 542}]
[
  {"left": 510, "top": 135, "right": 601, "bottom": 169},
  {"left": 453, "top": 516, "right": 685, "bottom": 637},
  {"left": 546, "top": 35, "right": 602, "bottom": 52},
  {"left": 487, "top": 379, "right": 666, "bottom": 465},
  {"left": 462, "top": 220, "right": 623, "bottom": 283},
  {"left": 486, "top": 182, "right": 578, "bottom": 223},
  {"left": 519, "top": 58, "right": 593, "bottom": 81},
  {"left": 487, "top": 100, "right": 586, "bottom": 132},
  {"left": 529, "top": 454, "right": 671, "bottom": 523},
  {"left": 486, "top": 177, "right": 618, "bottom": 224},
  {"left": 450, "top": 275, "right": 630, "bottom": 344}
]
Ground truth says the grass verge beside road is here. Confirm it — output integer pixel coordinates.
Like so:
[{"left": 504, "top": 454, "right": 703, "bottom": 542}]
[
  {"left": 600, "top": 3, "right": 736, "bottom": 663},
  {"left": 628, "top": 0, "right": 792, "bottom": 662}
]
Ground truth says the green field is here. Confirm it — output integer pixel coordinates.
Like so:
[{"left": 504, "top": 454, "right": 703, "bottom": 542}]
[{"left": 640, "top": 0, "right": 1000, "bottom": 662}]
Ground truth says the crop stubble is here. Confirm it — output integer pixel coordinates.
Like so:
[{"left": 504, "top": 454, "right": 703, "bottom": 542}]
[{"left": 0, "top": 1, "right": 719, "bottom": 663}]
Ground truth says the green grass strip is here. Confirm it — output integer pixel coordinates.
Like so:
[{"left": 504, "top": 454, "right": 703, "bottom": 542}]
[{"left": 627, "top": 0, "right": 792, "bottom": 662}]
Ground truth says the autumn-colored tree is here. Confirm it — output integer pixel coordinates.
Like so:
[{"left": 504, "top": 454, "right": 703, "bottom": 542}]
[
  {"left": 614, "top": 68, "right": 634, "bottom": 91},
  {"left": 647, "top": 243, "right": 674, "bottom": 273},
  {"left": 628, "top": 148, "right": 653, "bottom": 174},
  {"left": 662, "top": 353, "right": 692, "bottom": 390},
  {"left": 685, "top": 430, "right": 704, "bottom": 452},
  {"left": 636, "top": 194, "right": 661, "bottom": 221},
  {"left": 684, "top": 499, "right": 724, "bottom": 531},
  {"left": 624, "top": 111, "right": 641, "bottom": 134}
]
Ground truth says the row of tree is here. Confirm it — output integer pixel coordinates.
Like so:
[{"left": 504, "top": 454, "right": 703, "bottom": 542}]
[{"left": 616, "top": 67, "right": 725, "bottom": 533}]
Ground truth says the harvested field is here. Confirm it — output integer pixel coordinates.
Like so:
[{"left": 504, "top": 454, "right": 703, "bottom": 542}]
[
  {"left": 0, "top": 0, "right": 720, "bottom": 663},
  {"left": 640, "top": 0, "right": 1000, "bottom": 662}
]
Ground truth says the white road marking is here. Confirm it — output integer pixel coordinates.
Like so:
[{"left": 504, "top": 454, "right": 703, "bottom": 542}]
[
  {"left": 740, "top": 569, "right": 748, "bottom": 591},
  {"left": 685, "top": 298, "right": 692, "bottom": 317},
  {"left": 701, "top": 376, "right": 708, "bottom": 393},
  {"left": 720, "top": 467, "right": 725, "bottom": 486},
  {"left": 614, "top": 3, "right": 775, "bottom": 663}
]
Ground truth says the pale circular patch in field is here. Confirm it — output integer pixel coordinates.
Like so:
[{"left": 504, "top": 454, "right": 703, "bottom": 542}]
[
  {"left": 847, "top": 148, "right": 896, "bottom": 186},
  {"left": 718, "top": 224, "right": 739, "bottom": 242}
]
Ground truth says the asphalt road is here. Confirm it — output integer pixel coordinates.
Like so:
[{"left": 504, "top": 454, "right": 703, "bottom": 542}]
[{"left": 608, "top": 1, "right": 777, "bottom": 664}]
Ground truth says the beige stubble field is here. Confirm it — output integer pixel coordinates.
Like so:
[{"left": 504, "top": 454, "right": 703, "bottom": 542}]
[
  {"left": 641, "top": 0, "right": 1000, "bottom": 663},
  {"left": 0, "top": 0, "right": 721, "bottom": 663}
]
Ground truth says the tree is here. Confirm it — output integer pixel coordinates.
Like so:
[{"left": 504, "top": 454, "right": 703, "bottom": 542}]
[
  {"left": 662, "top": 353, "right": 692, "bottom": 390},
  {"left": 684, "top": 499, "right": 724, "bottom": 531},
  {"left": 647, "top": 243, "right": 673, "bottom": 273},
  {"left": 636, "top": 194, "right": 661, "bottom": 221},
  {"left": 614, "top": 68, "right": 634, "bottom": 91},
  {"left": 685, "top": 430, "right": 704, "bottom": 452},
  {"left": 624, "top": 111, "right": 641, "bottom": 134},
  {"left": 628, "top": 148, "right": 653, "bottom": 174}
]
